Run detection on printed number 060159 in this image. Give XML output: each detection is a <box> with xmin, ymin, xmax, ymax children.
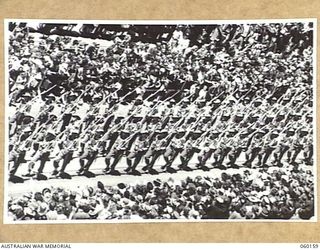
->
<box><xmin>300</xmin><ymin>244</ymin><xmax>319</xmax><ymax>248</ymax></box>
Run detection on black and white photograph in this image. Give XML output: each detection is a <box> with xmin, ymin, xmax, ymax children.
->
<box><xmin>4</xmin><ymin>19</ymin><xmax>316</xmax><ymax>223</ymax></box>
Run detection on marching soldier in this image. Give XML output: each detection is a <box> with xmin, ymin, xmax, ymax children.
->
<box><xmin>211</xmin><ymin>130</ymin><xmax>234</xmax><ymax>169</ymax></box>
<box><xmin>271</xmin><ymin>128</ymin><xmax>294</xmax><ymax>167</ymax></box>
<box><xmin>104</xmin><ymin>129</ymin><xmax>136</xmax><ymax>175</ymax></box>
<box><xmin>302</xmin><ymin>129</ymin><xmax>313</xmax><ymax>166</ymax></box>
<box><xmin>52</xmin><ymin>130</ymin><xmax>78</xmax><ymax>179</ymax></box>
<box><xmin>8</xmin><ymin>127</ymin><xmax>33</xmax><ymax>183</ymax></box>
<box><xmin>258</xmin><ymin>129</ymin><xmax>280</xmax><ymax>167</ymax></box>
<box><xmin>125</xmin><ymin>131</ymin><xmax>149</xmax><ymax>175</ymax></box>
<box><xmin>287</xmin><ymin>128</ymin><xmax>307</xmax><ymax>166</ymax></box>
<box><xmin>226</xmin><ymin>132</ymin><xmax>244</xmax><ymax>168</ymax></box>
<box><xmin>195</xmin><ymin>131</ymin><xmax>218</xmax><ymax>171</ymax></box>
<box><xmin>242</xmin><ymin>130</ymin><xmax>265</xmax><ymax>168</ymax></box>
<box><xmin>162</xmin><ymin>130</ymin><xmax>186</xmax><ymax>173</ymax></box>
<box><xmin>142</xmin><ymin>132</ymin><xmax>169</xmax><ymax>174</ymax></box>
<box><xmin>24</xmin><ymin>130</ymin><xmax>56</xmax><ymax>180</ymax></box>
<box><xmin>77</xmin><ymin>131</ymin><xmax>104</xmax><ymax>177</ymax></box>
<box><xmin>178</xmin><ymin>131</ymin><xmax>198</xmax><ymax>171</ymax></box>
<box><xmin>142</xmin><ymin>131</ymin><xmax>162</xmax><ymax>174</ymax></box>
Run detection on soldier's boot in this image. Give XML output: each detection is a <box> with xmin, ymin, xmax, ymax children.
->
<box><xmin>165</xmin><ymin>158</ymin><xmax>177</xmax><ymax>173</ymax></box>
<box><xmin>261</xmin><ymin>152</ymin><xmax>271</xmax><ymax>167</ymax></box>
<box><xmin>290</xmin><ymin>150</ymin><xmax>301</xmax><ymax>165</ymax></box>
<box><xmin>197</xmin><ymin>152</ymin><xmax>211</xmax><ymax>171</ymax></box>
<box><xmin>142</xmin><ymin>158</ymin><xmax>151</xmax><ymax>172</ymax></box>
<box><xmin>103</xmin><ymin>158</ymin><xmax>111</xmax><ymax>173</ymax></box>
<box><xmin>9</xmin><ymin>156</ymin><xmax>24</xmax><ymax>177</ymax></box>
<box><xmin>130</xmin><ymin>156</ymin><xmax>143</xmax><ymax>176</ymax></box>
<box><xmin>199</xmin><ymin>158</ymin><xmax>210</xmax><ymax>171</ymax></box>
<box><xmin>83</xmin><ymin>155</ymin><xmax>96</xmax><ymax>178</ymax></box>
<box><xmin>242</xmin><ymin>153</ymin><xmax>252</xmax><ymax>167</ymax></box>
<box><xmin>242</xmin><ymin>156</ymin><xmax>250</xmax><ymax>166</ymax></box>
<box><xmin>108</xmin><ymin>155</ymin><xmax>122</xmax><ymax>175</ymax></box>
<box><xmin>178</xmin><ymin>156</ymin><xmax>186</xmax><ymax>168</ymax></box>
<box><xmin>304</xmin><ymin>151</ymin><xmax>313</xmax><ymax>165</ymax></box>
<box><xmin>125</xmin><ymin>159</ymin><xmax>133</xmax><ymax>172</ymax></box>
<box><xmin>59</xmin><ymin>154</ymin><xmax>72</xmax><ymax>179</ymax></box>
<box><xmin>178</xmin><ymin>156</ymin><xmax>189</xmax><ymax>170</ymax></box>
<box><xmin>305</xmin><ymin>158</ymin><xmax>313</xmax><ymax>166</ymax></box>
<box><xmin>166</xmin><ymin>166</ymin><xmax>177</xmax><ymax>173</ymax></box>
<box><xmin>186</xmin><ymin>154</ymin><xmax>195</xmax><ymax>170</ymax></box>
<box><xmin>216</xmin><ymin>152</ymin><xmax>227</xmax><ymax>169</ymax></box>
<box><xmin>227</xmin><ymin>155</ymin><xmax>238</xmax><ymax>169</ymax></box>
<box><xmin>77</xmin><ymin>159</ymin><xmax>86</xmax><ymax>175</ymax></box>
<box><xmin>211</xmin><ymin>155</ymin><xmax>219</xmax><ymax>167</ymax></box>
<box><xmin>9</xmin><ymin>174</ymin><xmax>24</xmax><ymax>183</ymax></box>
<box><xmin>196</xmin><ymin>155</ymin><xmax>204</xmax><ymax>168</ymax></box>
<box><xmin>286</xmin><ymin>151</ymin><xmax>292</xmax><ymax>164</ymax></box>
<box><xmin>179</xmin><ymin>156</ymin><xmax>193</xmax><ymax>171</ymax></box>
<box><xmin>36</xmin><ymin>157</ymin><xmax>49</xmax><ymax>180</ymax></box>
<box><xmin>60</xmin><ymin>153</ymin><xmax>71</xmax><ymax>173</ymax></box>
<box><xmin>162</xmin><ymin>156</ymin><xmax>170</xmax><ymax>169</ymax></box>
<box><xmin>233</xmin><ymin>151</ymin><xmax>242</xmax><ymax>168</ymax></box>
<box><xmin>256</xmin><ymin>155</ymin><xmax>263</xmax><ymax>167</ymax></box>
<box><xmin>271</xmin><ymin>153</ymin><xmax>278</xmax><ymax>165</ymax></box>
<box><xmin>277</xmin><ymin>149</ymin><xmax>287</xmax><ymax>167</ymax></box>
<box><xmin>52</xmin><ymin>160</ymin><xmax>60</xmax><ymax>176</ymax></box>
<box><xmin>147</xmin><ymin>155</ymin><xmax>160</xmax><ymax>174</ymax></box>
<box><xmin>23</xmin><ymin>162</ymin><xmax>36</xmax><ymax>177</ymax></box>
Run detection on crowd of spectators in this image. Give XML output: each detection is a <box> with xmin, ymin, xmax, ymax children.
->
<box><xmin>7</xmin><ymin>166</ymin><xmax>314</xmax><ymax>221</ymax></box>
<box><xmin>8</xmin><ymin>22</ymin><xmax>313</xmax><ymax>105</ymax></box>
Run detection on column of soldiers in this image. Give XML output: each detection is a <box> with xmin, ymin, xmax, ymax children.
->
<box><xmin>8</xmin><ymin>84</ymin><xmax>313</xmax><ymax>183</ymax></box>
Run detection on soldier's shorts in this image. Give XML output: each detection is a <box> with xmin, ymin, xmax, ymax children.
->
<box><xmin>163</xmin><ymin>147</ymin><xmax>174</xmax><ymax>158</ymax></box>
<box><xmin>228</xmin><ymin>148</ymin><xmax>240</xmax><ymax>158</ymax></box>
<box><xmin>79</xmin><ymin>150</ymin><xmax>90</xmax><ymax>159</ymax></box>
<box><xmin>304</xmin><ymin>145</ymin><xmax>313</xmax><ymax>153</ymax></box>
<box><xmin>145</xmin><ymin>148</ymin><xmax>154</xmax><ymax>158</ymax></box>
<box><xmin>273</xmin><ymin>145</ymin><xmax>289</xmax><ymax>154</ymax></box>
<box><xmin>127</xmin><ymin>150</ymin><xmax>137</xmax><ymax>159</ymax></box>
<box><xmin>199</xmin><ymin>148</ymin><xmax>214</xmax><ymax>158</ymax></box>
<box><xmin>30</xmin><ymin>151</ymin><xmax>50</xmax><ymax>162</ymax></box>
<box><xmin>214</xmin><ymin>147</ymin><xmax>231</xmax><ymax>156</ymax></box>
<box><xmin>106</xmin><ymin>149</ymin><xmax>124</xmax><ymax>159</ymax></box>
<box><xmin>55</xmin><ymin>151</ymin><xmax>73</xmax><ymax>161</ymax></box>
<box><xmin>181</xmin><ymin>148</ymin><xmax>194</xmax><ymax>158</ymax></box>
<box><xmin>289</xmin><ymin>145</ymin><xmax>303</xmax><ymax>151</ymax></box>
<box><xmin>9</xmin><ymin>153</ymin><xmax>18</xmax><ymax>162</ymax></box>
<box><xmin>245</xmin><ymin>147</ymin><xmax>261</xmax><ymax>156</ymax></box>
<box><xmin>260</xmin><ymin>146</ymin><xmax>275</xmax><ymax>153</ymax></box>
<box><xmin>153</xmin><ymin>149</ymin><xmax>165</xmax><ymax>155</ymax></box>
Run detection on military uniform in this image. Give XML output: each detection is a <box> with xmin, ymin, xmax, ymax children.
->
<box><xmin>52</xmin><ymin>134</ymin><xmax>77</xmax><ymax>178</ymax></box>
<box><xmin>143</xmin><ymin>133</ymin><xmax>169</xmax><ymax>173</ymax></box>
<box><xmin>196</xmin><ymin>133</ymin><xmax>218</xmax><ymax>169</ymax></box>
<box><xmin>226</xmin><ymin>134</ymin><xmax>244</xmax><ymax>168</ymax></box>
<box><xmin>77</xmin><ymin>135</ymin><xmax>101</xmax><ymax>176</ymax></box>
<box><xmin>272</xmin><ymin>132</ymin><xmax>293</xmax><ymax>166</ymax></box>
<box><xmin>25</xmin><ymin>133</ymin><xmax>55</xmax><ymax>179</ymax></box>
<box><xmin>302</xmin><ymin>132</ymin><xmax>313</xmax><ymax>165</ymax></box>
<box><xmin>258</xmin><ymin>131</ymin><xmax>279</xmax><ymax>167</ymax></box>
<box><xmin>9</xmin><ymin>131</ymin><xmax>32</xmax><ymax>181</ymax></box>
<box><xmin>142</xmin><ymin>133</ymin><xmax>161</xmax><ymax>173</ymax></box>
<box><xmin>131</xmin><ymin>134</ymin><xmax>150</xmax><ymax>173</ymax></box>
<box><xmin>178</xmin><ymin>135</ymin><xmax>197</xmax><ymax>171</ymax></box>
<box><xmin>213</xmin><ymin>133</ymin><xmax>233</xmax><ymax>168</ymax></box>
<box><xmin>162</xmin><ymin>132</ymin><xmax>186</xmax><ymax>172</ymax></box>
<box><xmin>104</xmin><ymin>130</ymin><xmax>133</xmax><ymax>174</ymax></box>
<box><xmin>243</xmin><ymin>132</ymin><xmax>264</xmax><ymax>168</ymax></box>
<box><xmin>287</xmin><ymin>132</ymin><xmax>305</xmax><ymax>165</ymax></box>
